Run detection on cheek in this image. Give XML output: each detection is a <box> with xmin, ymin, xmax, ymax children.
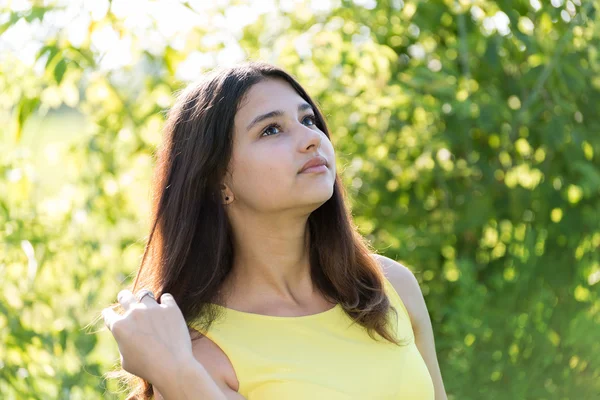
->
<box><xmin>231</xmin><ymin>147</ymin><xmax>294</xmax><ymax>196</ymax></box>
<box><xmin>322</xmin><ymin>136</ymin><xmax>337</xmax><ymax>171</ymax></box>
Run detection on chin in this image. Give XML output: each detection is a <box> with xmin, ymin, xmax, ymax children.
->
<box><xmin>301</xmin><ymin>186</ymin><xmax>334</xmax><ymax>207</ymax></box>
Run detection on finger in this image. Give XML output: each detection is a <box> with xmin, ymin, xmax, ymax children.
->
<box><xmin>159</xmin><ymin>293</ymin><xmax>177</xmax><ymax>307</ymax></box>
<box><xmin>102</xmin><ymin>306</ymin><xmax>121</xmax><ymax>331</ymax></box>
<box><xmin>117</xmin><ymin>290</ymin><xmax>137</xmax><ymax>311</ymax></box>
<box><xmin>136</xmin><ymin>289</ymin><xmax>158</xmax><ymax>307</ymax></box>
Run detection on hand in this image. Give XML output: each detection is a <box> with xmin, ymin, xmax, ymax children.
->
<box><xmin>102</xmin><ymin>290</ymin><xmax>196</xmax><ymax>386</ymax></box>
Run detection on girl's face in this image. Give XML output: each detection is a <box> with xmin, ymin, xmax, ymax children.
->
<box><xmin>224</xmin><ymin>78</ymin><xmax>336</xmax><ymax>213</ymax></box>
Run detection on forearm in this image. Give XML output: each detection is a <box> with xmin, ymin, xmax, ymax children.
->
<box><xmin>154</xmin><ymin>359</ymin><xmax>226</xmax><ymax>400</ymax></box>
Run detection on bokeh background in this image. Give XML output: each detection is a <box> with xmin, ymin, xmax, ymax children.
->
<box><xmin>1</xmin><ymin>0</ymin><xmax>599</xmax><ymax>399</ymax></box>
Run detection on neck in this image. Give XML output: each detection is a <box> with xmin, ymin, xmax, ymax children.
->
<box><xmin>224</xmin><ymin>209</ymin><xmax>315</xmax><ymax>304</ymax></box>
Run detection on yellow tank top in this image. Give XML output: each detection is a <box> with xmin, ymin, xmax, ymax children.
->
<box><xmin>189</xmin><ymin>276</ymin><xmax>435</xmax><ymax>399</ymax></box>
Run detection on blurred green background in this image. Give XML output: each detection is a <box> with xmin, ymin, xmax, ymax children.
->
<box><xmin>1</xmin><ymin>0</ymin><xmax>599</xmax><ymax>399</ymax></box>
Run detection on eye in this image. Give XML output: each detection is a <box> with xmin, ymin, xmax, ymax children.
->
<box><xmin>261</xmin><ymin>123</ymin><xmax>282</xmax><ymax>137</ymax></box>
<box><xmin>260</xmin><ymin>114</ymin><xmax>317</xmax><ymax>137</ymax></box>
<box><xmin>303</xmin><ymin>114</ymin><xmax>317</xmax><ymax>126</ymax></box>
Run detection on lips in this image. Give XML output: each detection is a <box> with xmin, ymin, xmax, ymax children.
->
<box><xmin>299</xmin><ymin>155</ymin><xmax>328</xmax><ymax>173</ymax></box>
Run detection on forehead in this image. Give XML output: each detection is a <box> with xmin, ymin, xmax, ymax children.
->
<box><xmin>235</xmin><ymin>78</ymin><xmax>305</xmax><ymax>126</ymax></box>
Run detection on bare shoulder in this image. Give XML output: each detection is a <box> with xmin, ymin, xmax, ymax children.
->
<box><xmin>371</xmin><ymin>253</ymin><xmax>429</xmax><ymax>332</ymax></box>
<box><xmin>372</xmin><ymin>254</ymin><xmax>448</xmax><ymax>398</ymax></box>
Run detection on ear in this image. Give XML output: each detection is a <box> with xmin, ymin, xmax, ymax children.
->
<box><xmin>220</xmin><ymin>183</ymin><xmax>234</xmax><ymax>204</ymax></box>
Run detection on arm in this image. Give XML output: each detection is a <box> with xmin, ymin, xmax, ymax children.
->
<box><xmin>102</xmin><ymin>291</ymin><xmax>241</xmax><ymax>400</ymax></box>
<box><xmin>153</xmin><ymin>330</ymin><xmax>246</xmax><ymax>400</ymax></box>
<box><xmin>151</xmin><ymin>359</ymin><xmax>227</xmax><ymax>400</ymax></box>
<box><xmin>152</xmin><ymin>363</ymin><xmax>245</xmax><ymax>400</ymax></box>
<box><xmin>374</xmin><ymin>255</ymin><xmax>448</xmax><ymax>400</ymax></box>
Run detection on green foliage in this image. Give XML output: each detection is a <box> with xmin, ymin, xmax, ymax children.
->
<box><xmin>1</xmin><ymin>0</ymin><xmax>599</xmax><ymax>399</ymax></box>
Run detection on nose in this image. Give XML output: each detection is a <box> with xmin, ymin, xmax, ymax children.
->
<box><xmin>299</xmin><ymin>124</ymin><xmax>322</xmax><ymax>152</ymax></box>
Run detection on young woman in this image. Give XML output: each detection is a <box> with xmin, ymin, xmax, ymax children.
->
<box><xmin>102</xmin><ymin>61</ymin><xmax>447</xmax><ymax>400</ymax></box>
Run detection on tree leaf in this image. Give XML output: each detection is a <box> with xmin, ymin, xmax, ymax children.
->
<box><xmin>12</xmin><ymin>97</ymin><xmax>40</xmax><ymax>143</ymax></box>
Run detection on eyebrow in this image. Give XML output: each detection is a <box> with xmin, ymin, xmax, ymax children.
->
<box><xmin>246</xmin><ymin>103</ymin><xmax>314</xmax><ymax>132</ymax></box>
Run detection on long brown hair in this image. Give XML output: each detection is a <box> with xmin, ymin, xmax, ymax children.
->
<box><xmin>108</xmin><ymin>61</ymin><xmax>402</xmax><ymax>399</ymax></box>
